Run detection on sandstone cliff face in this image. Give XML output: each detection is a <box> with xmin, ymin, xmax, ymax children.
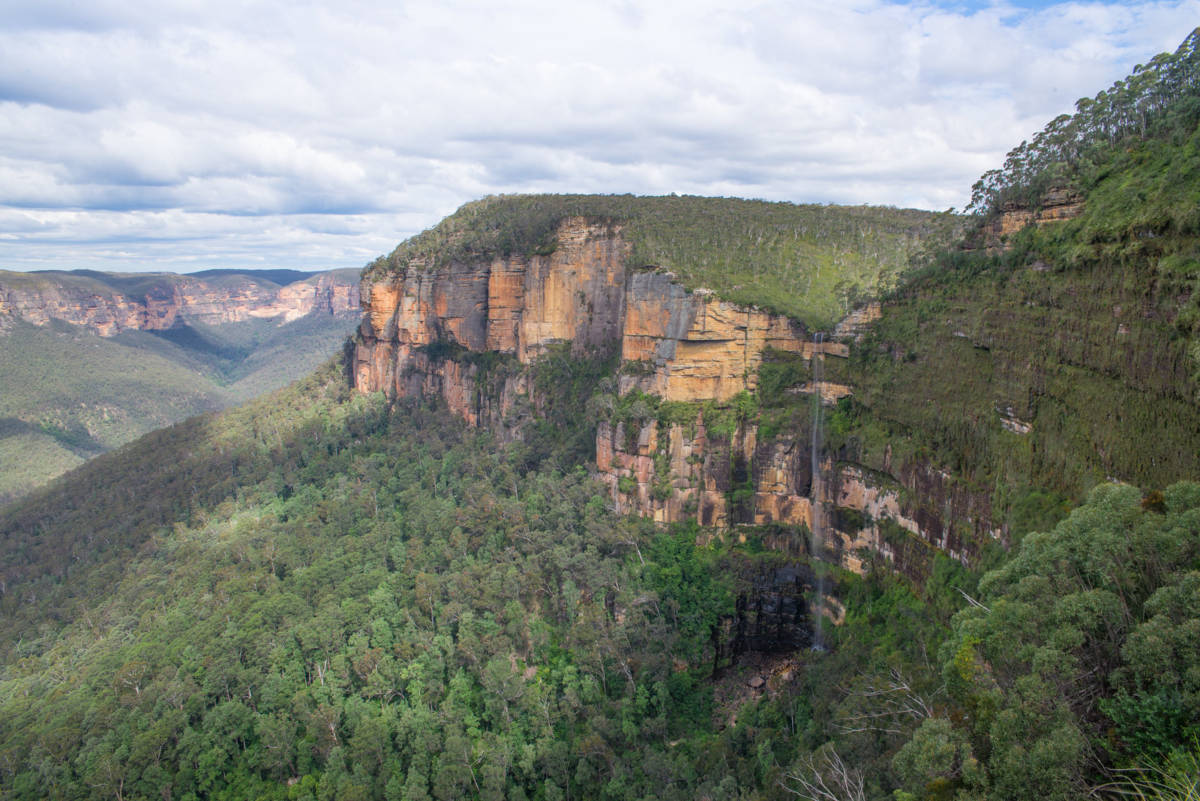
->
<box><xmin>354</xmin><ymin>218</ymin><xmax>631</xmax><ymax>431</ymax></box>
<box><xmin>354</xmin><ymin>216</ymin><xmax>993</xmax><ymax>573</ymax></box>
<box><xmin>169</xmin><ymin>272</ymin><xmax>359</xmax><ymax>327</ymax></box>
<box><xmin>354</xmin><ymin>218</ymin><xmax>818</xmax><ymax>411</ymax></box>
<box><xmin>827</xmin><ymin>462</ymin><xmax>995</xmax><ymax>574</ymax></box>
<box><xmin>0</xmin><ymin>281</ymin><xmax>145</xmax><ymax>334</ymax></box>
<box><xmin>0</xmin><ymin>271</ymin><xmax>359</xmax><ymax>337</ymax></box>
<box><xmin>594</xmin><ymin>416</ymin><xmax>748</xmax><ymax>527</ymax></box>
<box><xmin>832</xmin><ymin>303</ymin><xmax>881</xmax><ymax>341</ymax></box>
<box><xmin>594</xmin><ymin>412</ymin><xmax>994</xmax><ymax>576</ymax></box>
<box><xmin>357</xmin><ymin>219</ymin><xmax>628</xmax><ymax>383</ymax></box>
<box><xmin>988</xmin><ymin>187</ymin><xmax>1084</xmax><ymax>242</ymax></box>
<box><xmin>619</xmin><ymin>273</ymin><xmax>814</xmax><ymax>402</ymax></box>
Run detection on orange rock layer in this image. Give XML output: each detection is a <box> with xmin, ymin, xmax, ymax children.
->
<box><xmin>354</xmin><ymin>218</ymin><xmax>843</xmax><ymax>405</ymax></box>
<box><xmin>992</xmin><ymin>187</ymin><xmax>1084</xmax><ymax>241</ymax></box>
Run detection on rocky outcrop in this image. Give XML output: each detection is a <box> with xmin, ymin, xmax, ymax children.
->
<box><xmin>595</xmin><ymin>416</ymin><xmax>749</xmax><ymax>527</ymax></box>
<box><xmin>595</xmin><ymin>417</ymin><xmax>820</xmax><ymax>533</ymax></box>
<box><xmin>827</xmin><ymin>463</ymin><xmax>996</xmax><ymax>575</ymax></box>
<box><xmin>618</xmin><ymin>273</ymin><xmax>815</xmax><ymax>402</ymax></box>
<box><xmin>355</xmin><ymin>219</ymin><xmax>629</xmax><ymax>394</ymax></box>
<box><xmin>354</xmin><ymin>218</ymin><xmax>632</xmax><ymax>433</ymax></box>
<box><xmin>833</xmin><ymin>303</ymin><xmax>881</xmax><ymax>341</ymax></box>
<box><xmin>594</xmin><ymin>410</ymin><xmax>995</xmax><ymax>575</ymax></box>
<box><xmin>989</xmin><ymin>187</ymin><xmax>1084</xmax><ymax>242</ymax></box>
<box><xmin>0</xmin><ymin>270</ymin><xmax>359</xmax><ymax>337</ymax></box>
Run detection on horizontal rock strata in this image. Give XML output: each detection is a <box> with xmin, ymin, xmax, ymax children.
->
<box><xmin>0</xmin><ymin>271</ymin><xmax>359</xmax><ymax>336</ymax></box>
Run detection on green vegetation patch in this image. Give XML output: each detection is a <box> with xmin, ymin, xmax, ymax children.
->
<box><xmin>0</xmin><ymin>426</ymin><xmax>83</xmax><ymax>504</ymax></box>
<box><xmin>0</xmin><ymin>308</ymin><xmax>360</xmax><ymax>503</ymax></box>
<box><xmin>845</xmin><ymin>153</ymin><xmax>1200</xmax><ymax>508</ymax></box>
<box><xmin>967</xmin><ymin>28</ymin><xmax>1200</xmax><ymax>216</ymax></box>
<box><xmin>832</xmin><ymin>37</ymin><xmax>1200</xmax><ymax>520</ymax></box>
<box><xmin>0</xmin><ymin>363</ymin><xmax>761</xmax><ymax>801</ymax></box>
<box><xmin>364</xmin><ymin>194</ymin><xmax>958</xmax><ymax>328</ymax></box>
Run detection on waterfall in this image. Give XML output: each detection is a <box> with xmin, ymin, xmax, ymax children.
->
<box><xmin>809</xmin><ymin>331</ymin><xmax>826</xmax><ymax>650</ymax></box>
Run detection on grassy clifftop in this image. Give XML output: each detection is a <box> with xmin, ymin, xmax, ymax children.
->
<box><xmin>364</xmin><ymin>194</ymin><xmax>958</xmax><ymax>328</ymax></box>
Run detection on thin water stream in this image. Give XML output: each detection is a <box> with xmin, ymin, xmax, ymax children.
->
<box><xmin>809</xmin><ymin>332</ymin><xmax>826</xmax><ymax>650</ymax></box>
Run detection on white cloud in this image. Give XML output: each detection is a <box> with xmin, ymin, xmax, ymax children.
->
<box><xmin>0</xmin><ymin>0</ymin><xmax>1197</xmax><ymax>272</ymax></box>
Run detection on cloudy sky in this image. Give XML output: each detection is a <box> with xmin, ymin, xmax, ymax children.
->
<box><xmin>1</xmin><ymin>0</ymin><xmax>1197</xmax><ymax>273</ymax></box>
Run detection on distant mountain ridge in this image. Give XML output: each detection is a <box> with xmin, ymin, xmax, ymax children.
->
<box><xmin>181</xmin><ymin>268</ymin><xmax>321</xmax><ymax>284</ymax></box>
<box><xmin>0</xmin><ymin>267</ymin><xmax>362</xmax><ymax>504</ymax></box>
<box><xmin>0</xmin><ymin>267</ymin><xmax>359</xmax><ymax>337</ymax></box>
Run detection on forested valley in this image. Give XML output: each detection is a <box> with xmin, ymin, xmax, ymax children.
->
<box><xmin>5</xmin><ymin>359</ymin><xmax>1192</xmax><ymax>801</ymax></box>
